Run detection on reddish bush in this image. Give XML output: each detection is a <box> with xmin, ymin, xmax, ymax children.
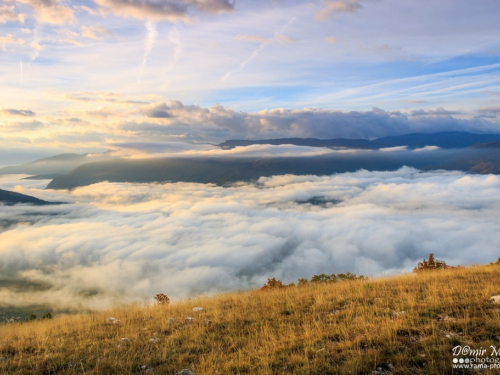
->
<box><xmin>414</xmin><ymin>253</ymin><xmax>456</xmax><ymax>272</ymax></box>
<box><xmin>260</xmin><ymin>277</ymin><xmax>286</xmax><ymax>291</ymax></box>
<box><xmin>154</xmin><ymin>293</ymin><xmax>170</xmax><ymax>305</ymax></box>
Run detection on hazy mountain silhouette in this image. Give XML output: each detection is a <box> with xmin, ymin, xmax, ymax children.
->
<box><xmin>0</xmin><ymin>189</ymin><xmax>55</xmax><ymax>205</ymax></box>
<box><xmin>46</xmin><ymin>148</ymin><xmax>500</xmax><ymax>190</ymax></box>
<box><xmin>220</xmin><ymin>132</ymin><xmax>500</xmax><ymax>149</ymax></box>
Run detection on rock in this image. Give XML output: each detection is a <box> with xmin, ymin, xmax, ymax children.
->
<box><xmin>491</xmin><ymin>295</ymin><xmax>500</xmax><ymax>304</ymax></box>
<box><xmin>149</xmin><ymin>338</ymin><xmax>160</xmax><ymax>342</ymax></box>
<box><xmin>108</xmin><ymin>317</ymin><xmax>116</xmax><ymax>322</ymax></box>
<box><xmin>436</xmin><ymin>314</ymin><xmax>454</xmax><ymax>321</ymax></box>
<box><xmin>176</xmin><ymin>370</ymin><xmax>196</xmax><ymax>375</ymax></box>
<box><xmin>121</xmin><ymin>338</ymin><xmax>130</xmax><ymax>341</ymax></box>
<box><xmin>192</xmin><ymin>307</ymin><xmax>204</xmax><ymax>312</ymax></box>
<box><xmin>185</xmin><ymin>317</ymin><xmax>195</xmax><ymax>323</ymax></box>
<box><xmin>329</xmin><ymin>310</ymin><xmax>342</xmax><ymax>316</ymax></box>
<box><xmin>141</xmin><ymin>364</ymin><xmax>153</xmax><ymax>373</ymax></box>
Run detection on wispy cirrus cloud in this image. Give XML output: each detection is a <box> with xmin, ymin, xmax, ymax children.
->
<box><xmin>0</xmin><ymin>109</ymin><xmax>35</xmax><ymax>117</ymax></box>
<box><xmin>93</xmin><ymin>0</ymin><xmax>234</xmax><ymax>21</ymax></box>
<box><xmin>316</xmin><ymin>0</ymin><xmax>366</xmax><ymax>20</ymax></box>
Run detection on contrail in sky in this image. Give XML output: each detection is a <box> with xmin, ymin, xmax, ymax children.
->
<box><xmin>138</xmin><ymin>21</ymin><xmax>158</xmax><ymax>82</ymax></box>
<box><xmin>222</xmin><ymin>17</ymin><xmax>296</xmax><ymax>81</ymax></box>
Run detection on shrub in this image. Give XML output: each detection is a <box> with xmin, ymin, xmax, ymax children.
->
<box><xmin>414</xmin><ymin>253</ymin><xmax>452</xmax><ymax>272</ymax></box>
<box><xmin>154</xmin><ymin>293</ymin><xmax>170</xmax><ymax>305</ymax></box>
<box><xmin>260</xmin><ymin>278</ymin><xmax>286</xmax><ymax>291</ymax></box>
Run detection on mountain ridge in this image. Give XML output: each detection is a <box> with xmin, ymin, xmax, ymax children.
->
<box><xmin>219</xmin><ymin>131</ymin><xmax>500</xmax><ymax>149</ymax></box>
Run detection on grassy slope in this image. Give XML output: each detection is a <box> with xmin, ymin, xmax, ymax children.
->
<box><xmin>2</xmin><ymin>265</ymin><xmax>500</xmax><ymax>374</ymax></box>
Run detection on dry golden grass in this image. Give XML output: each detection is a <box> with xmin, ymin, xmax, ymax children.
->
<box><xmin>2</xmin><ymin>265</ymin><xmax>500</xmax><ymax>374</ymax></box>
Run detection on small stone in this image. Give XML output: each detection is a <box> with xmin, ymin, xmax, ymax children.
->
<box><xmin>108</xmin><ymin>317</ymin><xmax>116</xmax><ymax>321</ymax></box>
<box><xmin>185</xmin><ymin>317</ymin><xmax>194</xmax><ymax>323</ymax></box>
<box><xmin>121</xmin><ymin>338</ymin><xmax>130</xmax><ymax>341</ymax></box>
<box><xmin>176</xmin><ymin>370</ymin><xmax>196</xmax><ymax>375</ymax></box>
<box><xmin>149</xmin><ymin>338</ymin><xmax>160</xmax><ymax>342</ymax></box>
<box><xmin>491</xmin><ymin>295</ymin><xmax>500</xmax><ymax>304</ymax></box>
<box><xmin>192</xmin><ymin>307</ymin><xmax>204</xmax><ymax>312</ymax></box>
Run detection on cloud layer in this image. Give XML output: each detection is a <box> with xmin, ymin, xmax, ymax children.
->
<box><xmin>1</xmin><ymin>168</ymin><xmax>500</xmax><ymax>311</ymax></box>
<box><xmin>128</xmin><ymin>101</ymin><xmax>500</xmax><ymax>141</ymax></box>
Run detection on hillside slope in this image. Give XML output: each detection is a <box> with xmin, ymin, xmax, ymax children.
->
<box><xmin>0</xmin><ymin>188</ymin><xmax>53</xmax><ymax>205</ymax></box>
<box><xmin>2</xmin><ymin>265</ymin><xmax>500</xmax><ymax>374</ymax></box>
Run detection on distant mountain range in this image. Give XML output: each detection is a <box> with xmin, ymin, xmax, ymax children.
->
<box><xmin>0</xmin><ymin>189</ymin><xmax>55</xmax><ymax>205</ymax></box>
<box><xmin>46</xmin><ymin>148</ymin><xmax>500</xmax><ymax>190</ymax></box>
<box><xmin>219</xmin><ymin>131</ymin><xmax>500</xmax><ymax>150</ymax></box>
<box><xmin>2</xmin><ymin>131</ymin><xmax>500</xmax><ymax>190</ymax></box>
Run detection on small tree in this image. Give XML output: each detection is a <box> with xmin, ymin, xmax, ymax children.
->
<box><xmin>414</xmin><ymin>253</ymin><xmax>450</xmax><ymax>272</ymax></box>
<box><xmin>260</xmin><ymin>277</ymin><xmax>286</xmax><ymax>291</ymax></box>
<box><xmin>154</xmin><ymin>293</ymin><xmax>170</xmax><ymax>305</ymax></box>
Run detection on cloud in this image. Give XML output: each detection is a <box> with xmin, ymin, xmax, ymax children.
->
<box><xmin>4</xmin><ymin>0</ymin><xmax>74</xmax><ymax>25</ymax></box>
<box><xmin>2</xmin><ymin>168</ymin><xmax>500</xmax><ymax>311</ymax></box>
<box><xmin>478</xmin><ymin>106</ymin><xmax>500</xmax><ymax>115</ymax></box>
<box><xmin>275</xmin><ymin>34</ymin><xmax>298</xmax><ymax>44</ymax></box>
<box><xmin>222</xmin><ymin>17</ymin><xmax>296</xmax><ymax>81</ymax></box>
<box><xmin>79</xmin><ymin>25</ymin><xmax>112</xmax><ymax>40</ymax></box>
<box><xmin>138</xmin><ymin>21</ymin><xmax>158</xmax><ymax>81</ymax></box>
<box><xmin>410</xmin><ymin>107</ymin><xmax>462</xmax><ymax>116</ymax></box>
<box><xmin>326</xmin><ymin>36</ymin><xmax>338</xmax><ymax>44</ymax></box>
<box><xmin>413</xmin><ymin>146</ymin><xmax>440</xmax><ymax>152</ymax></box>
<box><xmin>141</xmin><ymin>102</ymin><xmax>173</xmax><ymax>118</ymax></box>
<box><xmin>379</xmin><ymin>146</ymin><xmax>408</xmax><ymax>152</ymax></box>
<box><xmin>0</xmin><ymin>34</ymin><xmax>25</xmax><ymax>50</ymax></box>
<box><xmin>111</xmin><ymin>142</ymin><xmax>344</xmax><ymax>158</ymax></box>
<box><xmin>93</xmin><ymin>0</ymin><xmax>234</xmax><ymax>21</ymax></box>
<box><xmin>0</xmin><ymin>5</ymin><xmax>25</xmax><ymax>23</ymax></box>
<box><xmin>1</xmin><ymin>109</ymin><xmax>35</xmax><ymax>117</ymax></box>
<box><xmin>129</xmin><ymin>101</ymin><xmax>500</xmax><ymax>142</ymax></box>
<box><xmin>316</xmin><ymin>0</ymin><xmax>365</xmax><ymax>20</ymax></box>
<box><xmin>59</xmin><ymin>92</ymin><xmax>157</xmax><ymax>105</ymax></box>
<box><xmin>235</xmin><ymin>34</ymin><xmax>270</xmax><ymax>43</ymax></box>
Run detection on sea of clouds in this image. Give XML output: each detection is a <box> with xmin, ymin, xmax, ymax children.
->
<box><xmin>1</xmin><ymin>168</ymin><xmax>500</xmax><ymax>311</ymax></box>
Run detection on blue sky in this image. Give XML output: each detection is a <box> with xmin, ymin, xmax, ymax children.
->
<box><xmin>1</xmin><ymin>0</ymin><xmax>500</xmax><ymax>158</ymax></box>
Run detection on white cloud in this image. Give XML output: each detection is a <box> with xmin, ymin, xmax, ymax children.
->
<box><xmin>0</xmin><ymin>34</ymin><xmax>25</xmax><ymax>50</ymax></box>
<box><xmin>93</xmin><ymin>0</ymin><xmax>234</xmax><ymax>21</ymax></box>
<box><xmin>0</xmin><ymin>5</ymin><xmax>25</xmax><ymax>23</ymax></box>
<box><xmin>130</xmin><ymin>101</ymin><xmax>500</xmax><ymax>142</ymax></box>
<box><xmin>4</xmin><ymin>0</ymin><xmax>74</xmax><ymax>24</ymax></box>
<box><xmin>316</xmin><ymin>0</ymin><xmax>366</xmax><ymax>20</ymax></box>
<box><xmin>1</xmin><ymin>168</ymin><xmax>500</xmax><ymax>311</ymax></box>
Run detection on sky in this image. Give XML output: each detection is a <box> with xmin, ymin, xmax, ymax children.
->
<box><xmin>2</xmin><ymin>168</ymin><xmax>500</xmax><ymax>310</ymax></box>
<box><xmin>1</xmin><ymin>0</ymin><xmax>500</xmax><ymax>162</ymax></box>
